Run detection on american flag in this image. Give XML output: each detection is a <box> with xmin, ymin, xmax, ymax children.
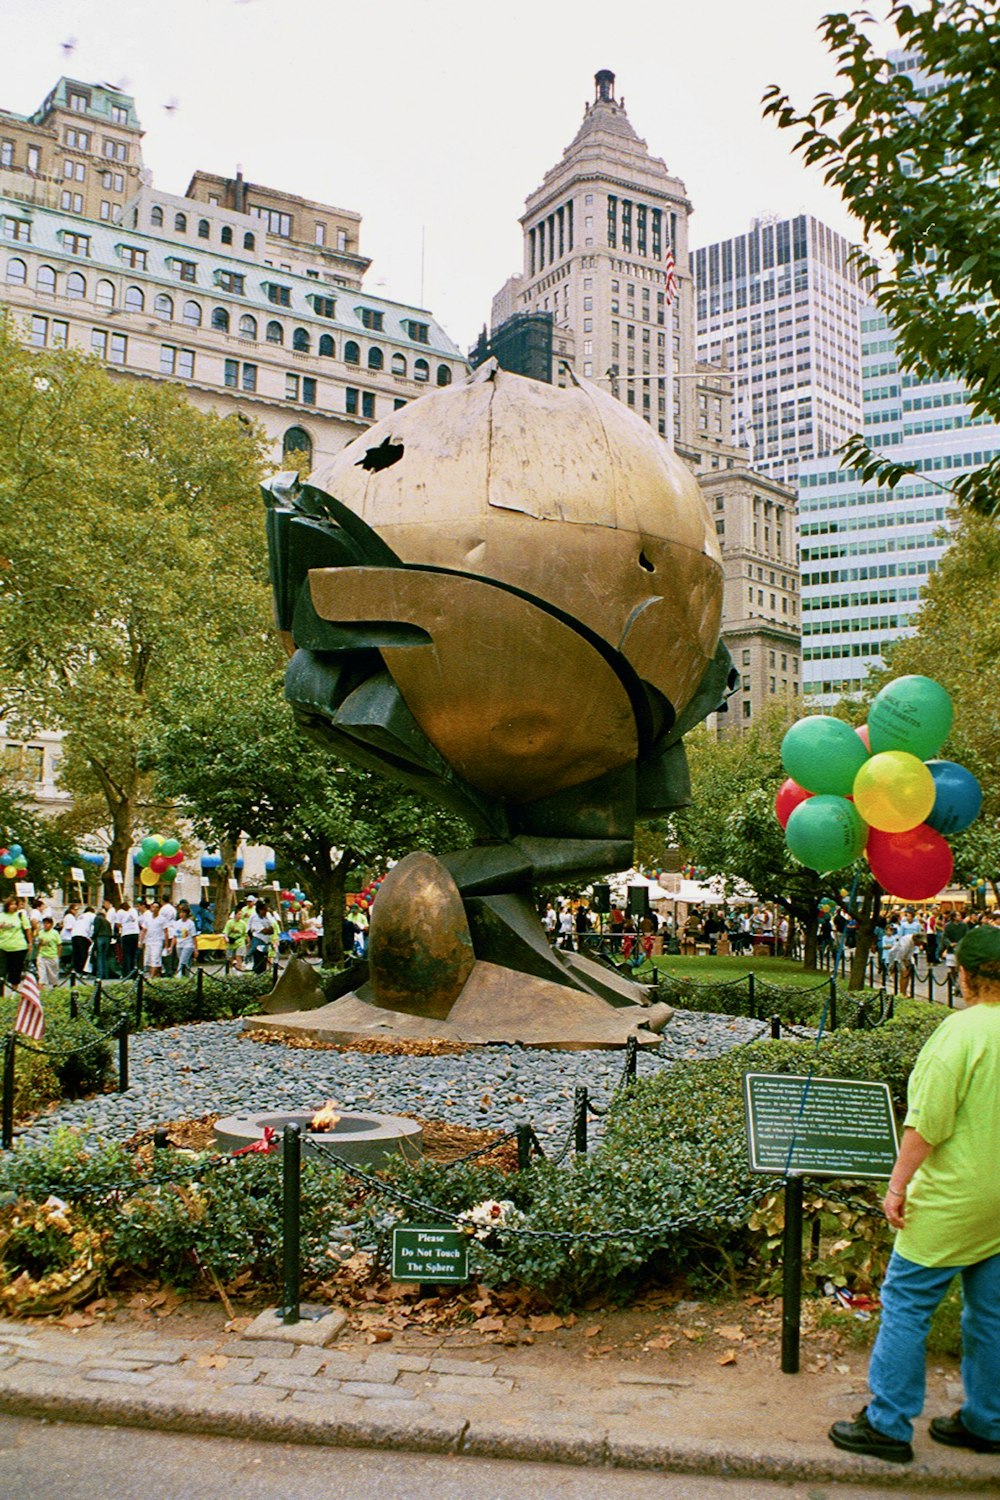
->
<box><xmin>13</xmin><ymin>973</ymin><xmax>44</xmax><ymax>1041</ymax></box>
<box><xmin>664</xmin><ymin>245</ymin><xmax>678</xmax><ymax>306</ymax></box>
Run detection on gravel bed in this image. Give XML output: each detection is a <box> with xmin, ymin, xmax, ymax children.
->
<box><xmin>14</xmin><ymin>1009</ymin><xmax>781</xmax><ymax>1154</ymax></box>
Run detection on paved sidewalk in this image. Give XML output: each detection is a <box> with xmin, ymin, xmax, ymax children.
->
<box><xmin>0</xmin><ymin>1316</ymin><xmax>995</xmax><ymax>1491</ymax></box>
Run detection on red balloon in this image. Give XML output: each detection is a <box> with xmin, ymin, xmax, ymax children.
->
<box><xmin>167</xmin><ymin>850</ymin><xmax>185</xmax><ymax>866</ymax></box>
<box><xmin>774</xmin><ymin>778</ymin><xmax>813</xmax><ymax>830</ymax></box>
<box><xmin>866</xmin><ymin>823</ymin><xmax>954</xmax><ymax>901</ymax></box>
<box><xmin>150</xmin><ymin>853</ymin><xmax>169</xmax><ymax>874</ymax></box>
<box><xmin>856</xmin><ymin>724</ymin><xmax>871</xmax><ymax>751</ymax></box>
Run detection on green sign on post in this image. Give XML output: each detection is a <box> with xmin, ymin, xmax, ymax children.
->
<box><xmin>391</xmin><ymin>1224</ymin><xmax>469</xmax><ymax>1284</ymax></box>
<box><xmin>744</xmin><ymin>1072</ymin><xmax>899</xmax><ymax>1180</ymax></box>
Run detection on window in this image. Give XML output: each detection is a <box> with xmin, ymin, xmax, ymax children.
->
<box><xmin>60</xmin><ymin>190</ymin><xmax>83</xmax><ymax>213</ymax></box>
<box><xmin>344</xmin><ymin>340</ymin><xmax>360</xmax><ymax>365</ymax></box>
<box><xmin>285</xmin><ymin>373</ymin><xmax>300</xmax><ymax>401</ymax></box>
<box><xmin>174</xmin><ymin>212</ymin><xmax>187</xmax><ymax>232</ymax></box>
<box><xmin>101</xmin><ymin>170</ymin><xmax>124</xmax><ymax>192</ymax></box>
<box><xmin>367</xmin><ymin>346</ymin><xmax>383</xmax><ymax>370</ymax></box>
<box><xmin>4</xmin><ymin>214</ymin><xmax>30</xmax><ymax>240</ymax></box>
<box><xmin>103</xmin><ymin>137</ymin><xmax>128</xmax><ymax>161</ymax></box>
<box><xmin>221</xmin><ymin>226</ymin><xmax>233</xmax><ymax>246</ymax></box>
<box><xmin>362</xmin><ymin>391</ymin><xmax>375</xmax><ymax>419</ymax></box>
<box><xmin>241</xmin><ymin>363</ymin><xmax>257</xmax><ymax>392</ymax></box>
<box><xmin>154</xmin><ymin>293</ymin><xmax>173</xmax><ymax>321</ymax></box>
<box><xmin>292</xmin><ymin>327</ymin><xmax>310</xmax><ymax>353</ymax></box>
<box><xmin>252</xmin><ymin>206</ymin><xmax>292</xmax><ymax>237</ymax></box>
<box><xmin>224</xmin><ymin>358</ymin><xmax>238</xmax><ymax>388</ymax></box>
<box><xmin>197</xmin><ymin>219</ymin><xmax>210</xmax><ymax>239</ymax></box>
<box><xmin>151</xmin><ymin>206</ymin><xmax>164</xmax><ymax>227</ymax></box>
<box><xmin>64</xmin><ymin>231</ymin><xmax>90</xmax><ymax>256</ymax></box>
<box><xmin>110</xmin><ymin>104</ymin><xmax>129</xmax><ymax>125</ymax></box>
<box><xmin>95</xmin><ymin>279</ymin><xmax>114</xmax><ymax>308</ymax></box>
<box><xmin>314</xmin><ymin>223</ymin><xmax>326</xmax><ymax>246</ymax></box>
<box><xmin>345</xmin><ymin>387</ymin><xmax>359</xmax><ymax>415</ymax></box>
<box><xmin>302</xmin><ymin>377</ymin><xmax>316</xmax><ymax>405</ymax></box>
<box><xmin>394</xmin><ymin>397</ymin><xmax>407</xmax><ymax>410</ymax></box>
<box><xmin>66</xmin><ymin>271</ymin><xmax>86</xmax><ymax>299</ymax></box>
<box><xmin>436</xmin><ymin>364</ymin><xmax>452</xmax><ymax>386</ymax></box>
<box><xmin>318</xmin><ymin>333</ymin><xmax>334</xmax><ymax>357</ymax></box>
<box><xmin>37</xmin><ymin>265</ymin><xmax>56</xmax><ymax>295</ymax></box>
<box><xmin>266</xmin><ymin>320</ymin><xmax>284</xmax><ymax>344</ymax></box>
<box><xmin>160</xmin><ymin>345</ymin><xmax>195</xmax><ymax>378</ymax></box>
<box><xmin>0</xmin><ymin>140</ymin><xmax>12</xmax><ymax>167</ymax></box>
<box><xmin>2</xmin><ymin>739</ymin><xmax>46</xmax><ymax>780</ymax></box>
<box><xmin>243</xmin><ymin>232</ymin><xmax>255</xmax><ymax>251</ymax></box>
<box><xmin>391</xmin><ymin>352</ymin><xmax>407</xmax><ymax>377</ymax></box>
<box><xmin>108</xmin><ymin>332</ymin><xmax>127</xmax><ymax>364</ymax></box>
<box><xmin>336</xmin><ymin>228</ymin><xmax>347</xmax><ymax>251</ymax></box>
<box><xmin>63</xmin><ymin>158</ymin><xmax>86</xmax><ymax>181</ymax></box>
<box><xmin>174</xmin><ymin>259</ymin><xmax>196</xmax><ymax>283</ymax></box>
<box><xmin>182</xmin><ymin>299</ymin><xmax>202</xmax><ymax>327</ymax></box>
<box><xmin>124</xmin><ymin>285</ymin><xmax>144</xmax><ymax>312</ymax></box>
<box><xmin>26</xmin><ymin>145</ymin><xmax>40</xmax><ymax>174</ymax></box>
<box><xmin>120</xmin><ymin>246</ymin><xmax>146</xmax><ymax>269</ymax></box>
<box><xmin>31</xmin><ymin>315</ymin><xmax>49</xmax><ymax>347</ymax></box>
<box><xmin>310</xmin><ymin>295</ymin><xmax>336</xmax><ymax>318</ymax></box>
<box><xmin>359</xmin><ymin>307</ymin><xmax>384</xmax><ymax>331</ymax></box>
<box><xmin>238</xmin><ymin>313</ymin><xmax>257</xmax><ymax>339</ymax></box>
<box><xmin>266</xmin><ymin>284</ymin><xmax>291</xmax><ymax>306</ymax></box>
<box><xmin>414</xmin><ymin>357</ymin><xmax>429</xmax><ymax>382</ymax></box>
<box><xmin>216</xmin><ymin>270</ymin><xmax>244</xmax><ymax>294</ymax></box>
<box><xmin>68</xmin><ymin>90</ymin><xmax>90</xmax><ymax>112</ymax></box>
<box><xmin>283</xmin><ymin>426</ymin><xmax>312</xmax><ymax>463</ymax></box>
<box><xmin>5</xmin><ymin>257</ymin><xmax>26</xmax><ymax>286</ymax></box>
<box><xmin>407</xmin><ymin>320</ymin><xmax>430</xmax><ymax>343</ymax></box>
<box><xmin>211</xmin><ymin>307</ymin><xmax>229</xmax><ymax>331</ymax></box>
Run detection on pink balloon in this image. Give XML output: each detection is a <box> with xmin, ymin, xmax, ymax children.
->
<box><xmin>774</xmin><ymin>777</ymin><xmax>812</xmax><ymax>830</ymax></box>
<box><xmin>856</xmin><ymin>724</ymin><xmax>871</xmax><ymax>751</ymax></box>
<box><xmin>866</xmin><ymin>823</ymin><xmax>953</xmax><ymax>901</ymax></box>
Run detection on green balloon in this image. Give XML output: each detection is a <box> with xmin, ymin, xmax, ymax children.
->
<box><xmin>161</xmin><ymin>837</ymin><xmax>180</xmax><ymax>857</ymax></box>
<box><xmin>135</xmin><ymin>851</ymin><xmax>151</xmax><ymax>868</ymax></box>
<box><xmin>785</xmin><ymin>795</ymin><xmax>868</xmax><ymax>874</ymax></box>
<box><xmin>141</xmin><ymin>836</ymin><xmax>161</xmax><ymax>858</ymax></box>
<box><xmin>781</xmin><ymin>716</ymin><xmax>869</xmax><ymax>795</ymax></box>
<box><xmin>868</xmin><ymin>675</ymin><xmax>953</xmax><ymax>760</ymax></box>
<box><xmin>162</xmin><ymin>865</ymin><xmax>177</xmax><ymax>882</ymax></box>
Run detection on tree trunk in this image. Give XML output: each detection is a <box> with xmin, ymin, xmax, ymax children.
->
<box><xmin>798</xmin><ymin>897</ymin><xmax>820</xmax><ymax>970</ymax></box>
<box><xmin>848</xmin><ymin>882</ymin><xmax>881</xmax><ymax>991</ymax></box>
<box><xmin>104</xmin><ymin>794</ymin><xmax>134</xmax><ymax>903</ymax></box>
<box><xmin>214</xmin><ymin>834</ymin><xmax>239</xmax><ymax>932</ymax></box>
<box><xmin>319</xmin><ymin>846</ymin><xmax>353</xmax><ymax>968</ymax></box>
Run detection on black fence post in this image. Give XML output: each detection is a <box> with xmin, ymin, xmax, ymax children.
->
<box><xmin>92</xmin><ymin>979</ymin><xmax>102</xmax><ymax>1021</ymax></box>
<box><xmin>69</xmin><ymin>985</ymin><xmax>78</xmax><ymax>1020</ymax></box>
<box><xmin>947</xmin><ymin>971</ymin><xmax>955</xmax><ymax>1008</ymax></box>
<box><xmin>828</xmin><ymin>977</ymin><xmax>838</xmax><ymax>1031</ymax></box>
<box><xmin>516</xmin><ymin>1123</ymin><xmax>532</xmax><ymax>1173</ymax></box>
<box><xmin>855</xmin><ymin>999</ymin><xmax>866</xmax><ymax>1031</ymax></box>
<box><xmin>1</xmin><ymin>1034</ymin><xmax>15</xmax><ymax>1150</ymax></box>
<box><xmin>893</xmin><ymin>963</ymin><xmax>899</xmax><ymax>997</ymax></box>
<box><xmin>135</xmin><ymin>973</ymin><xmax>144</xmax><ymax>1027</ymax></box>
<box><xmin>196</xmin><ymin>967</ymin><xmax>204</xmax><ymax>1011</ymax></box>
<box><xmin>272</xmin><ymin>958</ymin><xmax>280</xmax><ymax>985</ymax></box>
<box><xmin>770</xmin><ymin>1014</ymin><xmax>781</xmax><ymax>1041</ymax></box>
<box><xmin>927</xmin><ymin>966</ymin><xmax>935</xmax><ymax>1006</ymax></box>
<box><xmin>153</xmin><ymin>1127</ymin><xmax>170</xmax><ymax>1151</ymax></box>
<box><xmin>781</xmin><ymin>1174</ymin><xmax>804</xmax><ymax>1375</ymax></box>
<box><xmin>747</xmin><ymin>972</ymin><xmax>757</xmax><ymax>1019</ymax></box>
<box><xmin>117</xmin><ymin>1016</ymin><xmax>129</xmax><ymax>1092</ymax></box>
<box><xmin>624</xmin><ymin>1035</ymin><xmax>638</xmax><ymax>1084</ymax></box>
<box><xmin>573</xmin><ymin>1086</ymin><xmax>588</xmax><ymax>1155</ymax></box>
<box><xmin>282</xmin><ymin>1123</ymin><xmax>301</xmax><ymax>1325</ymax></box>
<box><xmin>885</xmin><ymin>988</ymin><xmax>894</xmax><ymax>1022</ymax></box>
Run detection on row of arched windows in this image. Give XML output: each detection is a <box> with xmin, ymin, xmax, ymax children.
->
<box><xmin>149</xmin><ymin>205</ymin><xmax>255</xmax><ymax>251</ymax></box>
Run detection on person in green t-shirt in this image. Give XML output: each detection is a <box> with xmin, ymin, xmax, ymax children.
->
<box><xmin>830</xmin><ymin>925</ymin><xmax>1000</xmax><ymax>1464</ymax></box>
<box><xmin>0</xmin><ymin>896</ymin><xmax>30</xmax><ymax>991</ymax></box>
<box><xmin>35</xmin><ymin>916</ymin><xmax>62</xmax><ymax>990</ymax></box>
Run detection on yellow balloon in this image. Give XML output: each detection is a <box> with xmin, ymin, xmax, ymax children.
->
<box><xmin>140</xmin><ymin>866</ymin><xmax>159</xmax><ymax>886</ymax></box>
<box><xmin>852</xmin><ymin>750</ymin><xmax>935</xmax><ymax>833</ymax></box>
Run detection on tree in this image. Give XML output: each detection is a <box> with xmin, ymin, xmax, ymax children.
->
<box><xmin>764</xmin><ymin>1</ymin><xmax>1000</xmax><ymax>514</ymax></box>
<box><xmin>148</xmin><ymin>657</ymin><xmax>472</xmax><ymax>964</ymax></box>
<box><xmin>0</xmin><ymin>316</ymin><xmax>270</xmax><ymax>890</ymax></box>
<box><xmin>0</xmin><ymin>778</ymin><xmax>77</xmax><ymax>895</ymax></box>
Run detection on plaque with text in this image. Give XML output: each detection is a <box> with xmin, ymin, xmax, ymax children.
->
<box><xmin>744</xmin><ymin>1072</ymin><xmax>899</xmax><ymax>1179</ymax></box>
<box><xmin>391</xmin><ymin>1224</ymin><xmax>469</xmax><ymax>1284</ymax></box>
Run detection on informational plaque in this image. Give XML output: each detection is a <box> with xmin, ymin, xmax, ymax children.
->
<box><xmin>112</xmin><ymin>870</ymin><xmax>124</xmax><ymax>884</ymax></box>
<box><xmin>70</xmin><ymin>867</ymin><xmax>85</xmax><ymax>882</ymax></box>
<box><xmin>391</xmin><ymin>1225</ymin><xmax>469</xmax><ymax>1284</ymax></box>
<box><xmin>744</xmin><ymin>1072</ymin><xmax>899</xmax><ymax>1180</ymax></box>
<box><xmin>15</xmin><ymin>881</ymin><xmax>34</xmax><ymax>898</ymax></box>
<box><xmin>228</xmin><ymin>878</ymin><xmax>239</xmax><ymax>892</ymax></box>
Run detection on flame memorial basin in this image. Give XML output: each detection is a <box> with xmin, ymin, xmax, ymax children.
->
<box><xmin>214</xmin><ymin>1109</ymin><xmax>423</xmax><ymax>1168</ymax></box>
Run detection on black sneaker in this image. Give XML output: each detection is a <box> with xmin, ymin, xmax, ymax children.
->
<box><xmin>829</xmin><ymin>1407</ymin><xmax>914</xmax><ymax>1464</ymax></box>
<box><xmin>929</xmin><ymin>1412</ymin><xmax>1000</xmax><ymax>1454</ymax></box>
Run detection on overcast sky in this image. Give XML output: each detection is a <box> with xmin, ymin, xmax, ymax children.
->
<box><xmin>2</xmin><ymin>0</ymin><xmax>898</xmax><ymax>348</ymax></box>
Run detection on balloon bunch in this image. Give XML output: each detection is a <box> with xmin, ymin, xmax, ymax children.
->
<box><xmin>352</xmin><ymin>875</ymin><xmax>384</xmax><ymax>913</ymax></box>
<box><xmin>681</xmin><ymin>863</ymin><xmax>707</xmax><ymax>881</ymax></box>
<box><xmin>775</xmin><ymin>676</ymin><xmax>981</xmax><ymax>900</ymax></box>
<box><xmin>135</xmin><ymin>835</ymin><xmax>185</xmax><ymax>889</ymax></box>
<box><xmin>0</xmin><ymin>843</ymin><xmax>27</xmax><ymax>881</ymax></box>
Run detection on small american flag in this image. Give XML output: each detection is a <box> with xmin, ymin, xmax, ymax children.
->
<box><xmin>664</xmin><ymin>245</ymin><xmax>678</xmax><ymax>306</ymax></box>
<box><xmin>13</xmin><ymin>973</ymin><xmax>44</xmax><ymax>1041</ymax></box>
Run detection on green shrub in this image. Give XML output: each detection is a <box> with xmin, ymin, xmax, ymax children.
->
<box><xmin>139</xmin><ymin>971</ymin><xmax>271</xmax><ymax>1027</ymax></box>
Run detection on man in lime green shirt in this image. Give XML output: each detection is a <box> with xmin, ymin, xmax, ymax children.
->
<box><xmin>830</xmin><ymin>926</ymin><xmax>1000</xmax><ymax>1463</ymax></box>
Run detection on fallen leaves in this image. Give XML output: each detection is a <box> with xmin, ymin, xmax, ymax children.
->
<box><xmin>717</xmin><ymin>1351</ymin><xmax>738</xmax><ymax>1366</ymax></box>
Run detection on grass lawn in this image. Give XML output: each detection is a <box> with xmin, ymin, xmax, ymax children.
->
<box><xmin>651</xmin><ymin>953</ymin><xmax>830</xmax><ymax>989</ymax></box>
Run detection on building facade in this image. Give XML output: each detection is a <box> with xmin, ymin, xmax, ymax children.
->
<box><xmin>693</xmin><ymin>214</ymin><xmax>872</xmax><ymax>488</ymax></box>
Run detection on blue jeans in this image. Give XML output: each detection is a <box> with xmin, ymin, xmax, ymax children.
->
<box><xmin>868</xmin><ymin>1248</ymin><xmax>1000</xmax><ymax>1443</ymax></box>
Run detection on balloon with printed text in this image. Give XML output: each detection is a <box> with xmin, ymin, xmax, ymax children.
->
<box><xmin>868</xmin><ymin>675</ymin><xmax>953</xmax><ymax>760</ymax></box>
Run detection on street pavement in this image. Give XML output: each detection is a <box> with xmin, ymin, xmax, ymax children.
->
<box><xmin>0</xmin><ymin>1315</ymin><xmax>994</xmax><ymax>1492</ymax></box>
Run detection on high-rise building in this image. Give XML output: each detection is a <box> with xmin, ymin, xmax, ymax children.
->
<box><xmin>693</xmin><ymin>215</ymin><xmax>872</xmax><ymax>488</ymax></box>
<box><xmin>490</xmin><ymin>71</ymin><xmax>801</xmax><ymax>729</ymax></box>
<box><xmin>0</xmin><ymin>79</ymin><xmax>467</xmax><ymax>475</ymax></box>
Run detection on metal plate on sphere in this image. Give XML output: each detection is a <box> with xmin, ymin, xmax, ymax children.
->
<box><xmin>367</xmin><ymin>852</ymin><xmax>475</xmax><ymax>1019</ymax></box>
<box><xmin>308</xmin><ymin>567</ymin><xmax>639</xmax><ymax>804</ymax></box>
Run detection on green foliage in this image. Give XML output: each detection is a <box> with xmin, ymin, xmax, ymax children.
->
<box><xmin>138</xmin><ymin>972</ymin><xmax>270</xmax><ymax>1028</ymax></box>
<box><xmin>0</xmin><ymin>780</ymin><xmax>77</xmax><ymax>895</ymax></box>
<box><xmin>764</xmin><ymin>2</ymin><xmax>1000</xmax><ymax>516</ymax></box>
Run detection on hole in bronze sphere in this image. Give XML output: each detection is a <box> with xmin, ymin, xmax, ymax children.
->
<box><xmin>638</xmin><ymin>551</ymin><xmax>655</xmax><ymax>572</ymax></box>
<box><xmin>356</xmin><ymin>435</ymin><xmax>404</xmax><ymax>472</ymax></box>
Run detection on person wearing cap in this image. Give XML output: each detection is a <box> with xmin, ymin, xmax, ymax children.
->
<box><xmin>830</xmin><ymin>925</ymin><xmax>1000</xmax><ymax>1464</ymax></box>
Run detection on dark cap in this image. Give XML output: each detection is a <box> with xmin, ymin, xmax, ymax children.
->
<box><xmin>955</xmin><ymin>925</ymin><xmax>1000</xmax><ymax>973</ymax></box>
